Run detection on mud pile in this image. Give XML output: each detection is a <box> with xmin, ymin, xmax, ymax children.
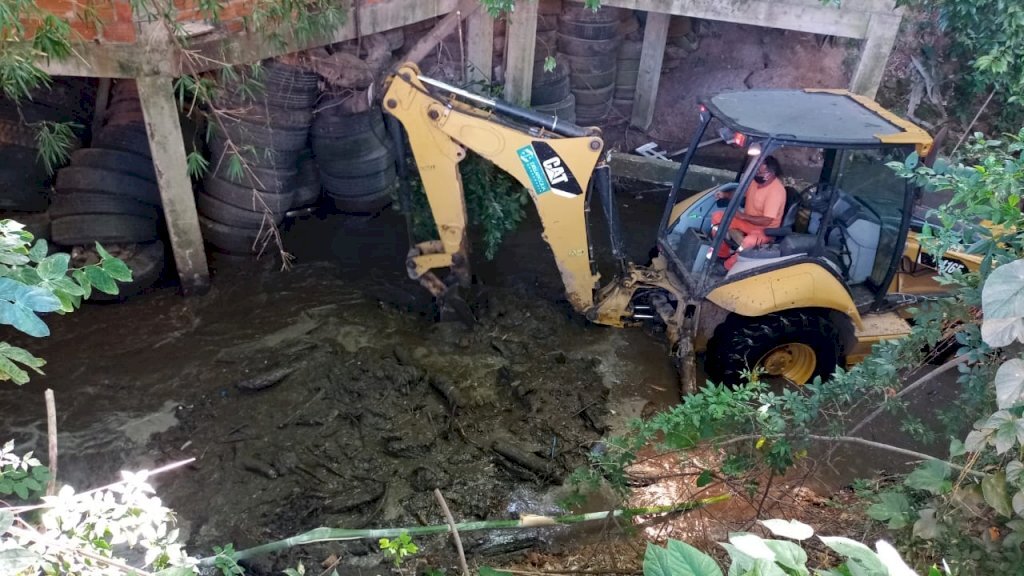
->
<box><xmin>152</xmin><ymin>285</ymin><xmax>613</xmax><ymax>569</ymax></box>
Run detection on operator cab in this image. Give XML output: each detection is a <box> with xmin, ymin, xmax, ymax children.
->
<box><xmin>659</xmin><ymin>89</ymin><xmax>933</xmax><ymax>313</ymax></box>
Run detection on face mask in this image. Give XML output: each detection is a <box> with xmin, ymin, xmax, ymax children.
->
<box><xmin>754</xmin><ymin>175</ymin><xmax>768</xmax><ymax>184</ymax></box>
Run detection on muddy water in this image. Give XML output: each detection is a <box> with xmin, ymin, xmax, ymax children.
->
<box><xmin>0</xmin><ymin>200</ymin><xmax>687</xmax><ymax>572</ymax></box>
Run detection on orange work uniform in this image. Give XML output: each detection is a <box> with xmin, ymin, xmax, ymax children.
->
<box><xmin>711</xmin><ymin>179</ymin><xmax>787</xmax><ymax>269</ymax></box>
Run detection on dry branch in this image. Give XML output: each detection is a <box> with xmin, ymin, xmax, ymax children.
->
<box><xmin>399</xmin><ymin>0</ymin><xmax>481</xmax><ymax>66</ymax></box>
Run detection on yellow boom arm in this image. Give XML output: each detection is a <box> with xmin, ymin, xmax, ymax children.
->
<box><xmin>382</xmin><ymin>63</ymin><xmax>606</xmax><ymax>312</ymax></box>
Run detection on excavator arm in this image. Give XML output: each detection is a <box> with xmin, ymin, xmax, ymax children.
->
<box><xmin>382</xmin><ymin>63</ymin><xmax>606</xmax><ymax>313</ymax></box>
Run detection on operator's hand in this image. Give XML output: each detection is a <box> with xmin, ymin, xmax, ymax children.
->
<box><xmin>714</xmin><ymin>190</ymin><xmax>731</xmax><ymax>201</ymax></box>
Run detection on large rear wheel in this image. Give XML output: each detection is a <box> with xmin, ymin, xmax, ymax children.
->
<box><xmin>705</xmin><ymin>311</ymin><xmax>841</xmax><ymax>387</ymax></box>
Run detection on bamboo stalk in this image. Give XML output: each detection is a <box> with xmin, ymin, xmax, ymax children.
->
<box><xmin>198</xmin><ymin>497</ymin><xmax>730</xmax><ymax>566</ymax></box>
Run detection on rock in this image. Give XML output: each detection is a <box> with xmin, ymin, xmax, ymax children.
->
<box><xmin>408</xmin><ymin>466</ymin><xmax>449</xmax><ymax>492</ymax></box>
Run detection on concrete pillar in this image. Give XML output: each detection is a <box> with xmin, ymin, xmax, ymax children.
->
<box><xmin>466</xmin><ymin>9</ymin><xmax>494</xmax><ymax>86</ymax></box>
<box><xmin>849</xmin><ymin>13</ymin><xmax>901</xmax><ymax>98</ymax></box>
<box><xmin>503</xmin><ymin>0</ymin><xmax>539</xmax><ymax>105</ymax></box>
<box><xmin>136</xmin><ymin>75</ymin><xmax>210</xmax><ymax>294</ymax></box>
<box><xmin>631</xmin><ymin>11</ymin><xmax>670</xmax><ymax>131</ymax></box>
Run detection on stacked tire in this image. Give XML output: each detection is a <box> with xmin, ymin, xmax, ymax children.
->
<box><xmin>557</xmin><ymin>1</ymin><xmax>624</xmax><ymax>125</ymax></box>
<box><xmin>312</xmin><ymin>104</ymin><xmax>397</xmax><ymax>215</ymax></box>
<box><xmin>51</xmin><ymin>82</ymin><xmax>166</xmax><ymax>299</ymax></box>
<box><xmin>199</xmin><ymin>60</ymin><xmax>316</xmax><ymax>254</ymax></box>
<box><xmin>531</xmin><ymin>0</ymin><xmax>575</xmax><ymax>123</ymax></box>
<box><xmin>613</xmin><ymin>13</ymin><xmax>643</xmax><ymax>118</ymax></box>
<box><xmin>0</xmin><ymin>78</ymin><xmax>93</xmax><ymax>229</ymax></box>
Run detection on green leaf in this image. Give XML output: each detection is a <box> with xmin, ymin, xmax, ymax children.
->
<box><xmin>28</xmin><ymin>239</ymin><xmax>47</xmax><ymax>263</ymax></box>
<box><xmin>697</xmin><ymin>469</ymin><xmax>714</xmax><ymax>487</ymax></box>
<box><xmin>84</xmin><ymin>266</ymin><xmax>118</xmax><ymax>295</ymax></box>
<box><xmin>996</xmin><ymin>417</ymin><xmax>1021</xmax><ymax>454</ymax></box>
<box><xmin>949</xmin><ymin>438</ymin><xmax>966</xmax><ymax>458</ymax></box>
<box><xmin>0</xmin><ymin>300</ymin><xmax>50</xmax><ymax>337</ymax></box>
<box><xmin>0</xmin><ymin>510</ymin><xmax>13</xmax><ymax>533</ymax></box>
<box><xmin>665</xmin><ymin>539</ymin><xmax>724</xmax><ymax>576</ymax></box>
<box><xmin>21</xmin><ymin>477</ymin><xmax>40</xmax><ymax>491</ymax></box>
<box><xmin>0</xmin><ymin>547</ymin><xmax>39</xmax><ymax>574</ymax></box>
<box><xmin>759</xmin><ymin>519</ymin><xmax>814</xmax><ymax>541</ymax></box>
<box><xmin>1008</xmin><ymin>460</ymin><xmax>1024</xmax><ymax>487</ymax></box>
<box><xmin>913</xmin><ymin>508</ymin><xmax>945</xmax><ymax>540</ymax></box>
<box><xmin>0</xmin><ymin>354</ymin><xmax>30</xmax><ymax>384</ymax></box>
<box><xmin>762</xmin><ymin>539</ymin><xmax>808</xmax><ymax>575</ymax></box>
<box><xmin>31</xmin><ymin>466</ymin><xmax>49</xmax><ymax>481</ymax></box>
<box><xmin>996</xmin><ymin>359</ymin><xmax>1024</xmax><ymax>410</ymax></box>
<box><xmin>905</xmin><ymin>460</ymin><xmax>952</xmax><ymax>494</ymax></box>
<box><xmin>100</xmin><ymin>255</ymin><xmax>133</xmax><ymax>283</ymax></box>
<box><xmin>981</xmin><ymin>259</ymin><xmax>1024</xmax><ymax>347</ymax></box>
<box><xmin>0</xmin><ymin>277</ymin><xmax>61</xmax><ymax>312</ymax></box>
<box><xmin>982</xmin><ymin>471</ymin><xmax>1014</xmax><ymax>517</ymax></box>
<box><xmin>819</xmin><ymin>537</ymin><xmax>886</xmax><ymax>576</ymax></box>
<box><xmin>1013</xmin><ymin>490</ymin><xmax>1024</xmax><ymax>517</ymax></box>
<box><xmin>904</xmin><ymin>151</ymin><xmax>920</xmax><ymax>170</ymax></box>
<box><xmin>479</xmin><ymin>568</ymin><xmax>513</xmax><ymax>576</ymax></box>
<box><xmin>37</xmin><ymin>253</ymin><xmax>69</xmax><ymax>281</ymax></box>
<box><xmin>12</xmin><ymin>481</ymin><xmax>28</xmax><ymax>499</ymax></box>
<box><xmin>866</xmin><ymin>492</ymin><xmax>911</xmax><ymax>529</ymax></box>
<box><xmin>50</xmin><ymin>276</ymin><xmax>85</xmax><ymax>297</ymax></box>
<box><xmin>72</xmin><ymin>268</ymin><xmax>92</xmax><ymax>299</ymax></box>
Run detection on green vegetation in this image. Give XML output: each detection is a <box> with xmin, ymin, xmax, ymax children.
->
<box><xmin>902</xmin><ymin>0</ymin><xmax>1024</xmax><ymax>131</ymax></box>
<box><xmin>400</xmin><ymin>152</ymin><xmax>530</xmax><ymax>261</ymax></box>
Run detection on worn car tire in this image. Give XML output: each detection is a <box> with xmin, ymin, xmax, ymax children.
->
<box><xmin>311</xmin><ymin>107</ymin><xmax>387</xmax><ymax>139</ymax></box>
<box><xmin>532</xmin><ymin>93</ymin><xmax>577</xmax><ymax>124</ymax></box>
<box><xmin>705</xmin><ymin>311</ymin><xmax>842</xmax><ymax>387</ymax></box>
<box><xmin>203</xmin><ymin>174</ymin><xmax>294</xmax><ymax>213</ymax></box>
<box><xmin>94</xmin><ymin>125</ymin><xmax>151</xmax><ymax>157</ymax></box>
<box><xmin>619</xmin><ymin>39</ymin><xmax>643</xmax><ymax>60</ymax></box>
<box><xmin>558</xmin><ymin>19</ymin><xmax>620</xmax><ymax>40</ymax></box>
<box><xmin>570</xmin><ymin>69</ymin><xmax>616</xmax><ymax>89</ymax></box>
<box><xmin>208</xmin><ymin>135</ymin><xmax>301</xmax><ymax>170</ymax></box>
<box><xmin>321</xmin><ymin>166</ymin><xmax>397</xmax><ymax>198</ymax></box>
<box><xmin>70</xmin><ymin>148</ymin><xmax>156</xmax><ymax>182</ymax></box>
<box><xmin>52</xmin><ymin>214</ymin><xmax>158</xmax><ymax>245</ymax></box>
<box><xmin>212</xmin><ymin>161</ymin><xmax>295</xmax><ymax>193</ymax></box>
<box><xmin>531</xmin><ymin>76</ymin><xmax>572</xmax><ymax>106</ymax></box>
<box><xmin>215</xmin><ymin>118</ymin><xmax>309</xmax><ymax>151</ymax></box>
<box><xmin>196</xmin><ymin>191</ymin><xmax>285</xmax><ymax>228</ymax></box>
<box><xmin>199</xmin><ymin>215</ymin><xmax>270</xmax><ymax>254</ymax></box>
<box><xmin>50</xmin><ymin>192</ymin><xmax>160</xmax><ymax>220</ymax></box>
<box><xmin>318</xmin><ymin>146</ymin><xmax>395</xmax><ymax>179</ymax></box>
<box><xmin>55</xmin><ymin>167</ymin><xmax>161</xmax><ymax>205</ymax></box>
<box><xmin>557</xmin><ymin>34</ymin><xmax>621</xmax><ymax>57</ymax></box>
<box><xmin>572</xmin><ymin>84</ymin><xmax>615</xmax><ymax>106</ymax></box>
<box><xmin>557</xmin><ymin>53</ymin><xmax>616</xmax><ymax>74</ymax></box>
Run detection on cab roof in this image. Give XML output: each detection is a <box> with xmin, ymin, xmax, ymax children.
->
<box><xmin>702</xmin><ymin>89</ymin><xmax>932</xmax><ymax>151</ymax></box>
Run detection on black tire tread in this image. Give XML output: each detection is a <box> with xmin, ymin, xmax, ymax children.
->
<box><xmin>705</xmin><ymin>310</ymin><xmax>842</xmax><ymax>386</ymax></box>
<box><xmin>52</xmin><ymin>214</ymin><xmax>158</xmax><ymax>245</ymax></box>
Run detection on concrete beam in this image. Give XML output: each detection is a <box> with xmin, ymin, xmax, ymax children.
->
<box><xmin>503</xmin><ymin>0</ymin><xmax>538</xmax><ymax>105</ymax></box>
<box><xmin>136</xmin><ymin>75</ymin><xmax>210</xmax><ymax>294</ymax></box>
<box><xmin>631</xmin><ymin>12</ymin><xmax>670</xmax><ymax>131</ymax></box>
<box><xmin>466</xmin><ymin>9</ymin><xmax>494</xmax><ymax>86</ymax></box>
<box><xmin>37</xmin><ymin>0</ymin><xmax>458</xmax><ymax>78</ymax></box>
<box><xmin>849</xmin><ymin>13</ymin><xmax>902</xmax><ymax>98</ymax></box>
<box><xmin>608</xmin><ymin>152</ymin><xmax>735</xmax><ymax>190</ymax></box>
<box><xmin>602</xmin><ymin>0</ymin><xmax>887</xmax><ymax>39</ymax></box>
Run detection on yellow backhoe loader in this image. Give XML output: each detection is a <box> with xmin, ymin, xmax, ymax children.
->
<box><xmin>381</xmin><ymin>62</ymin><xmax>973</xmax><ymax>390</ymax></box>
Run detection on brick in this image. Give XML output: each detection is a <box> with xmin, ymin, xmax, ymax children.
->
<box><xmin>114</xmin><ymin>0</ymin><xmax>133</xmax><ymax>22</ymax></box>
<box><xmin>101</xmin><ymin>20</ymin><xmax>137</xmax><ymax>42</ymax></box>
<box><xmin>69</xmin><ymin>19</ymin><xmax>101</xmax><ymax>40</ymax></box>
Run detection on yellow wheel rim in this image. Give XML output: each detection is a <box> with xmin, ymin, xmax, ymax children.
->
<box><xmin>757</xmin><ymin>343</ymin><xmax>817</xmax><ymax>385</ymax></box>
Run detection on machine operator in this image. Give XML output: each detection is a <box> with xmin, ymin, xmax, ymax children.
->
<box><xmin>710</xmin><ymin>155</ymin><xmax>787</xmax><ymax>271</ymax></box>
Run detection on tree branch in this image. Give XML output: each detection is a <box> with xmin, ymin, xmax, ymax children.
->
<box><xmin>398</xmin><ymin>0</ymin><xmax>481</xmax><ymax>66</ymax></box>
